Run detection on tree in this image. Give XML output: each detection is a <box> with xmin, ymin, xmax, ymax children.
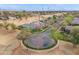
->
<box><xmin>70</xmin><ymin>26</ymin><xmax>79</xmax><ymax>47</ymax></box>
<box><xmin>16</xmin><ymin>12</ymin><xmax>22</xmax><ymax>21</ymax></box>
<box><xmin>51</xmin><ymin>15</ymin><xmax>57</xmax><ymax>23</ymax></box>
<box><xmin>50</xmin><ymin>27</ymin><xmax>79</xmax><ymax>48</ymax></box>
<box><xmin>22</xmin><ymin>10</ymin><xmax>28</xmax><ymax>19</ymax></box>
<box><xmin>53</xmin><ymin>15</ymin><xmax>57</xmax><ymax>20</ymax></box>
<box><xmin>16</xmin><ymin>11</ymin><xmax>29</xmax><ymax>21</ymax></box>
<box><xmin>63</xmin><ymin>15</ymin><xmax>73</xmax><ymax>26</ymax></box>
<box><xmin>50</xmin><ymin>28</ymin><xmax>64</xmax><ymax>40</ymax></box>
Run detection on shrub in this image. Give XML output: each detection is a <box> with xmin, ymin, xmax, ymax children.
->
<box><xmin>50</xmin><ymin>26</ymin><xmax>79</xmax><ymax>48</ymax></box>
<box><xmin>50</xmin><ymin>28</ymin><xmax>64</xmax><ymax>40</ymax></box>
<box><xmin>70</xmin><ymin>27</ymin><xmax>79</xmax><ymax>47</ymax></box>
<box><xmin>53</xmin><ymin>15</ymin><xmax>57</xmax><ymax>20</ymax></box>
<box><xmin>0</xmin><ymin>23</ymin><xmax>3</xmax><ymax>28</ymax></box>
<box><xmin>9</xmin><ymin>23</ymin><xmax>17</xmax><ymax>30</ymax></box>
<box><xmin>17</xmin><ymin>29</ymin><xmax>32</xmax><ymax>40</ymax></box>
<box><xmin>3</xmin><ymin>21</ymin><xmax>9</xmax><ymax>30</ymax></box>
<box><xmin>63</xmin><ymin>15</ymin><xmax>74</xmax><ymax>26</ymax></box>
<box><xmin>17</xmin><ymin>25</ymin><xmax>24</xmax><ymax>30</ymax></box>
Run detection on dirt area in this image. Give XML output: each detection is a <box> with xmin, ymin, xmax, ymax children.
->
<box><xmin>0</xmin><ymin>28</ymin><xmax>79</xmax><ymax>55</ymax></box>
<box><xmin>0</xmin><ymin>29</ymin><xmax>20</xmax><ymax>55</ymax></box>
<box><xmin>0</xmin><ymin>32</ymin><xmax>79</xmax><ymax>54</ymax></box>
<box><xmin>0</xmin><ymin>15</ymin><xmax>54</xmax><ymax>26</ymax></box>
<box><xmin>0</xmin><ymin>16</ymin><xmax>39</xmax><ymax>25</ymax></box>
<box><xmin>0</xmin><ymin>15</ymin><xmax>79</xmax><ymax>55</ymax></box>
<box><xmin>12</xmin><ymin>40</ymin><xmax>79</xmax><ymax>55</ymax></box>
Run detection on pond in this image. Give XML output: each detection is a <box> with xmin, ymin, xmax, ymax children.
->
<box><xmin>22</xmin><ymin>31</ymin><xmax>57</xmax><ymax>50</ymax></box>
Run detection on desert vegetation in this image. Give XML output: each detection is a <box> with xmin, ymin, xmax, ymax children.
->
<box><xmin>0</xmin><ymin>10</ymin><xmax>79</xmax><ymax>54</ymax></box>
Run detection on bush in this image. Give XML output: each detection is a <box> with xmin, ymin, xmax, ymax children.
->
<box><xmin>17</xmin><ymin>29</ymin><xmax>32</xmax><ymax>40</ymax></box>
<box><xmin>70</xmin><ymin>27</ymin><xmax>79</xmax><ymax>47</ymax></box>
<box><xmin>0</xmin><ymin>23</ymin><xmax>3</xmax><ymax>28</ymax></box>
<box><xmin>3</xmin><ymin>21</ymin><xmax>9</xmax><ymax>30</ymax></box>
<box><xmin>63</xmin><ymin>15</ymin><xmax>74</xmax><ymax>26</ymax></box>
<box><xmin>50</xmin><ymin>26</ymin><xmax>79</xmax><ymax>48</ymax></box>
<box><xmin>9</xmin><ymin>23</ymin><xmax>17</xmax><ymax>30</ymax></box>
<box><xmin>50</xmin><ymin>28</ymin><xmax>64</xmax><ymax>40</ymax></box>
<box><xmin>53</xmin><ymin>15</ymin><xmax>57</xmax><ymax>20</ymax></box>
<box><xmin>17</xmin><ymin>25</ymin><xmax>24</xmax><ymax>30</ymax></box>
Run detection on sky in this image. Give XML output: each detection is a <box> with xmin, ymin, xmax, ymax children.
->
<box><xmin>0</xmin><ymin>4</ymin><xmax>79</xmax><ymax>11</ymax></box>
